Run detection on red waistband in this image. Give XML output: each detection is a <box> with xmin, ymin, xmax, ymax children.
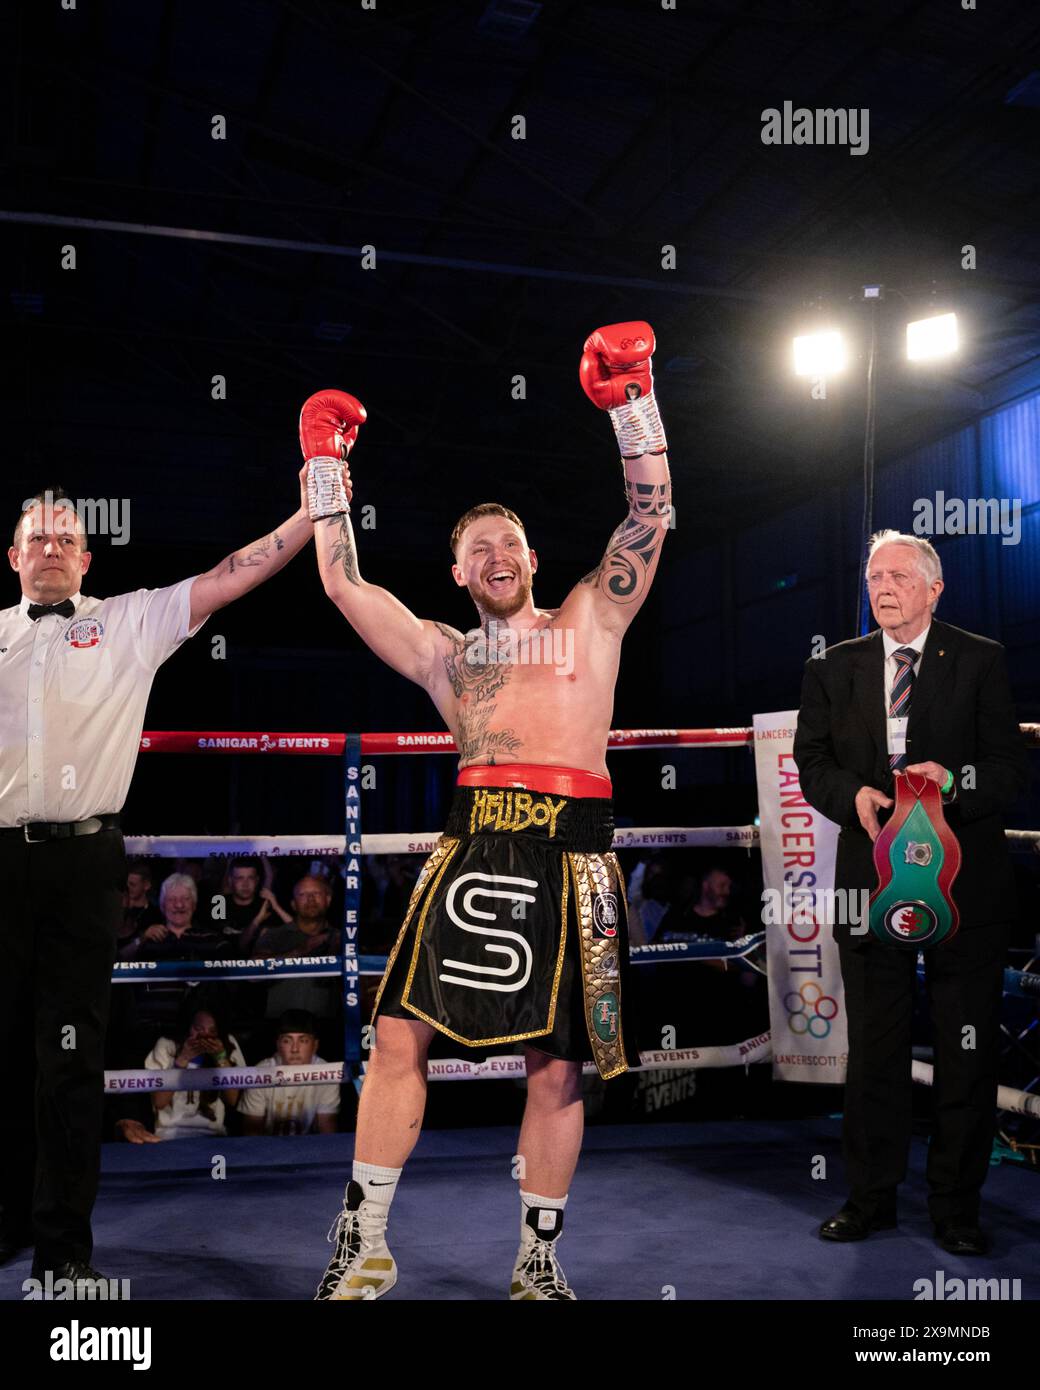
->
<box><xmin>457</xmin><ymin>763</ymin><xmax>612</xmax><ymax>799</ymax></box>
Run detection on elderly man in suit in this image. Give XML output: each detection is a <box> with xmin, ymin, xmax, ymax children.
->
<box><xmin>794</xmin><ymin>529</ymin><xmax>1028</xmax><ymax>1255</ymax></box>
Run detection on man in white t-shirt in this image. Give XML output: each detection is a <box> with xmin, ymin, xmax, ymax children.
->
<box><xmin>239</xmin><ymin>1011</ymin><xmax>340</xmax><ymax>1137</ymax></box>
<box><xmin>0</xmin><ymin>473</ymin><xmax>316</xmax><ymax>1285</ymax></box>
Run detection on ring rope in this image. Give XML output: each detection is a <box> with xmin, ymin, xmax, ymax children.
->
<box><xmin>107</xmin><ymin>728</ymin><xmax>1038</xmax><ymax>1095</ymax></box>
<box><xmin>138</xmin><ymin>724</ymin><xmax>1040</xmax><ymax>755</ymax></box>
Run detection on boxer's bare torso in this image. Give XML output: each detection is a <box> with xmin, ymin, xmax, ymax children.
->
<box><xmin>426</xmin><ymin>588</ymin><xmax>620</xmax><ymax>777</ymax></box>
<box><xmin>308</xmin><ymin>322</ymin><xmax>673</xmax><ymax>786</ymax></box>
<box><xmin>315</xmin><ymin>465</ymin><xmax>671</xmax><ymax>781</ymax></box>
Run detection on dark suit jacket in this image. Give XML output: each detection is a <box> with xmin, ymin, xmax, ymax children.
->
<box><xmin>793</xmin><ymin>619</ymin><xmax>1029</xmax><ymax>935</ymax></box>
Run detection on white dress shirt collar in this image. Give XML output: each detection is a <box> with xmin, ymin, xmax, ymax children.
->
<box><xmin>882</xmin><ymin>622</ymin><xmax>931</xmax><ymax>663</ymax></box>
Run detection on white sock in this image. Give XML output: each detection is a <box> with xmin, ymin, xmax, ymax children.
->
<box><xmin>520</xmin><ymin>1189</ymin><xmax>568</xmax><ymax>1240</ymax></box>
<box><xmin>353</xmin><ymin>1159</ymin><xmax>402</xmax><ymax>1211</ymax></box>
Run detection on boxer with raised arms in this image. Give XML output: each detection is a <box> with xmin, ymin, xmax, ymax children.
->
<box><xmin>302</xmin><ymin>322</ymin><xmax>671</xmax><ymax>1300</ymax></box>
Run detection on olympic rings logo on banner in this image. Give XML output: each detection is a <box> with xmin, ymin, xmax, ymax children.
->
<box><xmin>784</xmin><ymin>982</ymin><xmax>839</xmax><ymax>1038</ymax></box>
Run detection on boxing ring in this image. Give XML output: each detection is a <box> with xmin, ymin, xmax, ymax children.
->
<box><xmin>3</xmin><ymin>723</ymin><xmax>1034</xmax><ymax>1303</ymax></box>
<box><xmin>105</xmin><ymin>725</ymin><xmax>1040</xmax><ymax>1124</ymax></box>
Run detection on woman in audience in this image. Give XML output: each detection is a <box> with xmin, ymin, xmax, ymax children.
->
<box><xmin>145</xmin><ymin>999</ymin><xmax>246</xmax><ymax>1141</ymax></box>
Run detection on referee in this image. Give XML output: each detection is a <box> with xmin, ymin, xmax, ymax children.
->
<box><xmin>1</xmin><ymin>479</ymin><xmax>314</xmax><ymax>1288</ymax></box>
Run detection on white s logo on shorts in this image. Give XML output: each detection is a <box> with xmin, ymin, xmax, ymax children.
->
<box><xmin>439</xmin><ymin>872</ymin><xmax>537</xmax><ymax>993</ymax></box>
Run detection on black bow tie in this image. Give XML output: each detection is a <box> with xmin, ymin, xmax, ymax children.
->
<box><xmin>28</xmin><ymin>599</ymin><xmax>75</xmax><ymax>622</ymax></box>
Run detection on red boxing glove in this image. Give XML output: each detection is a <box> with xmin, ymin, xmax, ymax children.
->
<box><xmin>299</xmin><ymin>390</ymin><xmax>366</xmax><ymax>520</ymax></box>
<box><xmin>579</xmin><ymin>322</ymin><xmax>656</xmax><ymax>410</ymax></box>
<box><xmin>579</xmin><ymin>322</ymin><xmax>666</xmax><ymax>458</ymax></box>
<box><xmin>298</xmin><ymin>390</ymin><xmax>367</xmax><ymax>463</ymax></box>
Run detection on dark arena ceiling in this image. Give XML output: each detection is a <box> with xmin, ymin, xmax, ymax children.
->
<box><xmin>4</xmin><ymin>0</ymin><xmax>1039</xmax><ymax>599</ymax></box>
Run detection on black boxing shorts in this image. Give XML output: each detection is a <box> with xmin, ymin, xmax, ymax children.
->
<box><xmin>373</xmin><ymin>765</ymin><xmax>640</xmax><ymax>1080</ymax></box>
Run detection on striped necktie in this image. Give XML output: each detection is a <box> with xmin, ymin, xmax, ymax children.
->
<box><xmin>888</xmin><ymin>646</ymin><xmax>917</xmax><ymax>769</ymax></box>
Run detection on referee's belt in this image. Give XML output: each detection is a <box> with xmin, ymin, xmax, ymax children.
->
<box><xmin>1</xmin><ymin>814</ymin><xmax>122</xmax><ymax>844</ymax></box>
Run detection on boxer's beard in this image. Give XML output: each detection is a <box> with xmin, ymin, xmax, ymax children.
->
<box><xmin>468</xmin><ymin>570</ymin><xmax>532</xmax><ymax>619</ymax></box>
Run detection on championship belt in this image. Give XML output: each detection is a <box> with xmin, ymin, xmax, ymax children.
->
<box><xmin>868</xmin><ymin>772</ymin><xmax>961</xmax><ymax>948</ymax></box>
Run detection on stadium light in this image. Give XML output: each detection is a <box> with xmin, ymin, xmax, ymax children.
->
<box><xmin>792</xmin><ymin>330</ymin><xmax>847</xmax><ymax>378</ymax></box>
<box><xmin>906</xmin><ymin>312</ymin><xmax>958</xmax><ymax>362</ymax></box>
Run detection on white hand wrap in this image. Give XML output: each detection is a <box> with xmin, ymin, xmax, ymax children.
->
<box><xmin>306</xmin><ymin>457</ymin><xmax>350</xmax><ymax>521</ymax></box>
<box><xmin>607</xmin><ymin>391</ymin><xmax>668</xmax><ymax>459</ymax></box>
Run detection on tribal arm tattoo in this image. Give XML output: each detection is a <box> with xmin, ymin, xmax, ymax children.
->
<box><xmin>580</xmin><ymin>476</ymin><xmax>673</xmax><ymax>616</ymax></box>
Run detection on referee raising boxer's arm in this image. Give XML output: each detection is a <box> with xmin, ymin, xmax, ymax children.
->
<box><xmin>186</xmin><ymin>479</ymin><xmax>317</xmax><ymax>630</ymax></box>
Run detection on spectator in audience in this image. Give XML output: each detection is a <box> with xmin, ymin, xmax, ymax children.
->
<box><xmin>113</xmin><ymin>1117</ymin><xmax>160</xmax><ymax>1144</ymax></box>
<box><xmin>239</xmin><ymin>1010</ymin><xmax>340</xmax><ymax>1136</ymax></box>
<box><xmin>259</xmin><ymin>875</ymin><xmax>341</xmax><ymax>1031</ymax></box>
<box><xmin>255</xmin><ymin>875</ymin><xmax>336</xmax><ymax>958</ymax></box>
<box><xmin>364</xmin><ymin>854</ymin><xmax>422</xmax><ymax>953</ymax></box>
<box><xmin>117</xmin><ymin>867</ymin><xmax>163</xmax><ymax>957</ymax></box>
<box><xmin>626</xmin><ymin>854</ymin><xmax>673</xmax><ymax>946</ymax></box>
<box><xmin>145</xmin><ymin>1002</ymin><xmax>245</xmax><ymax>1141</ymax></box>
<box><xmin>381</xmin><ymin>854</ymin><xmax>420</xmax><ymax>920</ymax></box>
<box><xmin>125</xmin><ymin>873</ymin><xmax>230</xmax><ymax>961</ymax></box>
<box><xmin>657</xmin><ymin>864</ymin><xmax>747</xmax><ymax>943</ymax></box>
<box><xmin>221</xmin><ymin>858</ymin><xmax>292</xmax><ymax>950</ymax></box>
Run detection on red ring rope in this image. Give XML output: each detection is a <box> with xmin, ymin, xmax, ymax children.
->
<box><xmin>139</xmin><ymin>725</ymin><xmax>1040</xmax><ymax>755</ymax></box>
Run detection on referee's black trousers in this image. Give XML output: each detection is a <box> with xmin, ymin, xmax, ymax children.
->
<box><xmin>0</xmin><ymin>828</ymin><xmax>124</xmax><ymax>1270</ymax></box>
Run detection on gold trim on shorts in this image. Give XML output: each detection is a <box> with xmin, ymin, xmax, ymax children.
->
<box><xmin>371</xmin><ymin>837</ymin><xmax>460</xmax><ymax>1019</ymax></box>
<box><xmin>567</xmin><ymin>851</ymin><xmax>629</xmax><ymax>1080</ymax></box>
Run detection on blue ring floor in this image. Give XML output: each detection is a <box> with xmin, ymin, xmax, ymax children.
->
<box><xmin>3</xmin><ymin>1119</ymin><xmax>1036</xmax><ymax>1300</ymax></box>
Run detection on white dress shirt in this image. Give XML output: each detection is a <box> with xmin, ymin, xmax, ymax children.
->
<box><xmin>0</xmin><ymin>580</ymin><xmax>205</xmax><ymax>827</ymax></box>
<box><xmin>882</xmin><ymin>623</ymin><xmax>930</xmax><ymax>757</ymax></box>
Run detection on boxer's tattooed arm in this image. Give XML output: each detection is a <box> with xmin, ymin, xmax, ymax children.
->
<box><xmin>326</xmin><ymin>515</ymin><xmax>361</xmax><ymax>586</ymax></box>
<box><xmin>580</xmin><ymin>479</ymin><xmax>672</xmax><ymax>609</ymax></box>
